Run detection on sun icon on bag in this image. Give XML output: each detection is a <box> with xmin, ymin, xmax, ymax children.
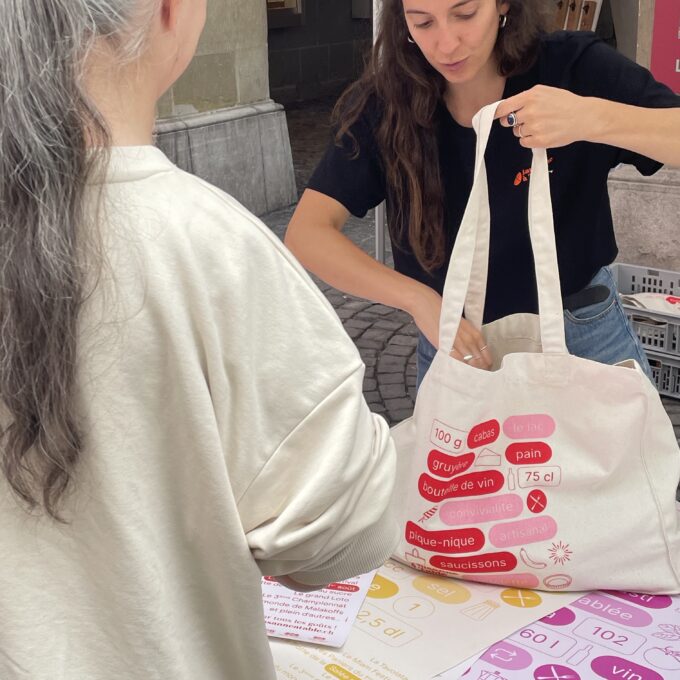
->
<box><xmin>548</xmin><ymin>541</ymin><xmax>573</xmax><ymax>566</ymax></box>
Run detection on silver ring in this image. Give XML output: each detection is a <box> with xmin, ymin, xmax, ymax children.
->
<box><xmin>507</xmin><ymin>111</ymin><xmax>518</xmax><ymax>127</ymax></box>
<box><xmin>479</xmin><ymin>345</ymin><xmax>488</xmax><ymax>352</ymax></box>
<box><xmin>463</xmin><ymin>354</ymin><xmax>476</xmax><ymax>362</ymax></box>
<box><xmin>518</xmin><ymin>124</ymin><xmax>525</xmax><ymax>138</ymax></box>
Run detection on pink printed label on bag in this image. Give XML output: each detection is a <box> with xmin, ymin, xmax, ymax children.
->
<box><xmin>405</xmin><ymin>521</ymin><xmax>484</xmax><ymax>554</ymax></box>
<box><xmin>467</xmin><ymin>420</ymin><xmax>500</xmax><ymax>448</ymax></box>
<box><xmin>506</xmin><ymin>442</ymin><xmax>552</xmax><ymax>465</ymax></box>
<box><xmin>427</xmin><ymin>450</ymin><xmax>475</xmax><ymax>478</ymax></box>
<box><xmin>430</xmin><ymin>551</ymin><xmax>517</xmax><ymax>573</ymax></box>
<box><xmin>503</xmin><ymin>414</ymin><xmax>556</xmax><ymax>439</ymax></box>
<box><xmin>465</xmin><ymin>572</ymin><xmax>540</xmax><ymax>588</ymax></box>
<box><xmin>418</xmin><ymin>470</ymin><xmax>505</xmax><ymax>502</ymax></box>
<box><xmin>489</xmin><ymin>516</ymin><xmax>558</xmax><ymax>548</ymax></box>
<box><xmin>439</xmin><ymin>494</ymin><xmax>524</xmax><ymax>526</ymax></box>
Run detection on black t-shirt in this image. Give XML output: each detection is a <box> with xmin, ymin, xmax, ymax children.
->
<box><xmin>308</xmin><ymin>32</ymin><xmax>680</xmax><ymax>322</ymax></box>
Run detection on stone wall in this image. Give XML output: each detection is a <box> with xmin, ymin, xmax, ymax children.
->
<box><xmin>610</xmin><ymin>0</ymin><xmax>656</xmax><ymax>69</ymax></box>
<box><xmin>155</xmin><ymin>0</ymin><xmax>297</xmax><ymax>215</ymax></box>
<box><xmin>610</xmin><ymin>166</ymin><xmax>680</xmax><ymax>272</ymax></box>
<box><xmin>608</xmin><ymin>0</ymin><xmax>679</xmax><ymax>272</ymax></box>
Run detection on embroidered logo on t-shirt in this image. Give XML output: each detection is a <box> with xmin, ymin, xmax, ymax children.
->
<box><xmin>514</xmin><ymin>157</ymin><xmax>555</xmax><ymax>186</ymax></box>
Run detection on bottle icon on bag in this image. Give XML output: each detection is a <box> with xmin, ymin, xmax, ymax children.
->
<box><xmin>507</xmin><ymin>468</ymin><xmax>516</xmax><ymax>491</ymax></box>
<box><xmin>567</xmin><ymin>644</ymin><xmax>593</xmax><ymax>665</ymax></box>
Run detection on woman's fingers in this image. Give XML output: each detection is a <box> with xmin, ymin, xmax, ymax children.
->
<box><xmin>513</xmin><ymin>123</ymin><xmax>531</xmax><ymax>140</ymax></box>
<box><xmin>498</xmin><ymin>85</ymin><xmax>587</xmax><ymax>148</ymax></box>
<box><xmin>450</xmin><ymin>345</ymin><xmax>491</xmax><ymax>370</ymax></box>
<box><xmin>495</xmin><ymin>94</ymin><xmax>527</xmax><ymax>125</ymax></box>
<box><xmin>450</xmin><ymin>319</ymin><xmax>492</xmax><ymax>370</ymax></box>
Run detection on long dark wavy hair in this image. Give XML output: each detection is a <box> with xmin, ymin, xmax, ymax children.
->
<box><xmin>334</xmin><ymin>0</ymin><xmax>552</xmax><ymax>272</ymax></box>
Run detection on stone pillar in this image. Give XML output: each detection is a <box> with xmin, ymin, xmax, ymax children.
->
<box><xmin>609</xmin><ymin>0</ymin><xmax>680</xmax><ymax>272</ymax></box>
<box><xmin>155</xmin><ymin>0</ymin><xmax>297</xmax><ymax>216</ymax></box>
<box><xmin>609</xmin><ymin>167</ymin><xmax>680</xmax><ymax>271</ymax></box>
<box><xmin>610</xmin><ymin>0</ymin><xmax>655</xmax><ymax>68</ymax></box>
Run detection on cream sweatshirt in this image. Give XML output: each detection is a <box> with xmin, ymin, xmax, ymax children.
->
<box><xmin>0</xmin><ymin>147</ymin><xmax>398</xmax><ymax>679</ymax></box>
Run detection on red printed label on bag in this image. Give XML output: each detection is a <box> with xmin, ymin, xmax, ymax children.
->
<box><xmin>405</xmin><ymin>521</ymin><xmax>484</xmax><ymax>554</ymax></box>
<box><xmin>527</xmin><ymin>490</ymin><xmax>548</xmax><ymax>513</ymax></box>
<box><xmin>427</xmin><ymin>450</ymin><xmax>474</xmax><ymax>478</ymax></box>
<box><xmin>418</xmin><ymin>470</ymin><xmax>505</xmax><ymax>502</ymax></box>
<box><xmin>430</xmin><ymin>551</ymin><xmax>517</xmax><ymax>573</ymax></box>
<box><xmin>430</xmin><ymin>419</ymin><xmax>466</xmax><ymax>453</ymax></box>
<box><xmin>505</xmin><ymin>442</ymin><xmax>552</xmax><ymax>465</ymax></box>
<box><xmin>467</xmin><ymin>420</ymin><xmax>500</xmax><ymax>449</ymax></box>
<box><xmin>666</xmin><ymin>296</ymin><xmax>680</xmax><ymax>305</ymax></box>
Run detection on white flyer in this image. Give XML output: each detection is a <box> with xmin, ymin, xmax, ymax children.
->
<box><xmin>434</xmin><ymin>651</ymin><xmax>484</xmax><ymax>679</ymax></box>
<box><xmin>262</xmin><ymin>571</ymin><xmax>376</xmax><ymax>648</ymax></box>
<box><xmin>271</xmin><ymin>560</ymin><xmax>571</xmax><ymax>678</ymax></box>
<box><xmin>271</xmin><ymin>638</ymin><xmax>411</xmax><ymax>680</ymax></box>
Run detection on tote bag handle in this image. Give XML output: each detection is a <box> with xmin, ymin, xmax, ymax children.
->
<box><xmin>438</xmin><ymin>101</ymin><xmax>568</xmax><ymax>356</ymax></box>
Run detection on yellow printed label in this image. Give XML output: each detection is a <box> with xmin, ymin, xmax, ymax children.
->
<box><xmin>413</xmin><ymin>575</ymin><xmax>471</xmax><ymax>604</ymax></box>
<box><xmin>324</xmin><ymin>664</ymin><xmax>363</xmax><ymax>680</ymax></box>
<box><xmin>500</xmin><ymin>588</ymin><xmax>543</xmax><ymax>608</ymax></box>
<box><xmin>366</xmin><ymin>574</ymin><xmax>399</xmax><ymax>599</ymax></box>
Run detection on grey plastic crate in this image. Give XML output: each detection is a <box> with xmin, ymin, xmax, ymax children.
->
<box><xmin>610</xmin><ymin>263</ymin><xmax>680</xmax><ymax>358</ymax></box>
<box><xmin>646</xmin><ymin>350</ymin><xmax>680</xmax><ymax>399</ymax></box>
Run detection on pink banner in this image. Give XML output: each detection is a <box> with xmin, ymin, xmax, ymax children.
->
<box><xmin>650</xmin><ymin>0</ymin><xmax>680</xmax><ymax>93</ymax></box>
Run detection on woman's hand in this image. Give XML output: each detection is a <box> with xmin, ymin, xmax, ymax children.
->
<box><xmin>496</xmin><ymin>85</ymin><xmax>680</xmax><ymax>165</ymax></box>
<box><xmin>451</xmin><ymin>317</ymin><xmax>493</xmax><ymax>370</ymax></box>
<box><xmin>495</xmin><ymin>85</ymin><xmax>590</xmax><ymax>149</ymax></box>
<box><xmin>408</xmin><ymin>284</ymin><xmax>492</xmax><ymax>370</ymax></box>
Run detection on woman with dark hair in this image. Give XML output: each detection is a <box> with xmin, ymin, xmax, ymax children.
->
<box><xmin>285</xmin><ymin>0</ymin><xmax>680</xmax><ymax>387</ymax></box>
<box><xmin>0</xmin><ymin>1</ymin><xmax>399</xmax><ymax>677</ymax></box>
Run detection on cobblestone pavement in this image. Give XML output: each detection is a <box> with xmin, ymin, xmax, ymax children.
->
<box><xmin>323</xmin><ymin>290</ymin><xmax>418</xmax><ymax>424</ymax></box>
<box><xmin>264</xmin><ymin>205</ymin><xmax>422</xmax><ymax>425</ymax></box>
<box><xmin>261</xmin><ymin>98</ymin><xmax>680</xmax><ymax>456</ymax></box>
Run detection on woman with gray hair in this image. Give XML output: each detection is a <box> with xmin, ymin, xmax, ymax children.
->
<box><xmin>0</xmin><ymin>1</ymin><xmax>399</xmax><ymax>678</ymax></box>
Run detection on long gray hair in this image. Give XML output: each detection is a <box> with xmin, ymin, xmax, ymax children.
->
<box><xmin>0</xmin><ymin>0</ymin><xmax>157</xmax><ymax>520</ymax></box>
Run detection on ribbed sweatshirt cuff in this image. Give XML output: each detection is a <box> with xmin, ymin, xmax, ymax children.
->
<box><xmin>288</xmin><ymin>503</ymin><xmax>400</xmax><ymax>586</ymax></box>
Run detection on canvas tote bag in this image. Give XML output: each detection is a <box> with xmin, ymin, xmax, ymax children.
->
<box><xmin>391</xmin><ymin>102</ymin><xmax>680</xmax><ymax>593</ymax></box>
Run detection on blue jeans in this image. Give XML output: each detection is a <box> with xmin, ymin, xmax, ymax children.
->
<box><xmin>416</xmin><ymin>266</ymin><xmax>653</xmax><ymax>390</ymax></box>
